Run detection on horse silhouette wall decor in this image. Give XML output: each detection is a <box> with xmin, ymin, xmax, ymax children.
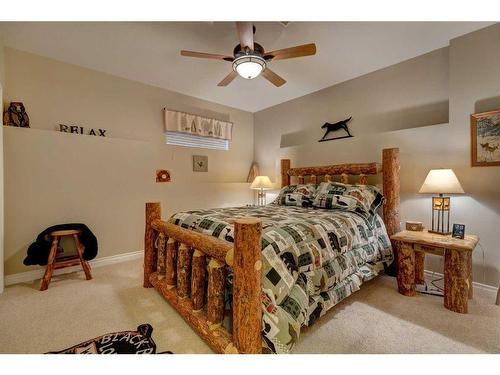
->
<box><xmin>319</xmin><ymin>116</ymin><xmax>353</xmax><ymax>142</ymax></box>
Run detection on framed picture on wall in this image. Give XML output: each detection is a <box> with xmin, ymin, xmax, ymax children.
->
<box><xmin>193</xmin><ymin>155</ymin><xmax>208</xmax><ymax>172</ymax></box>
<box><xmin>471</xmin><ymin>109</ymin><xmax>500</xmax><ymax>167</ymax></box>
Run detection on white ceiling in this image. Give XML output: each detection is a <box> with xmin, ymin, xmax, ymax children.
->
<box><xmin>0</xmin><ymin>22</ymin><xmax>493</xmax><ymax>112</ymax></box>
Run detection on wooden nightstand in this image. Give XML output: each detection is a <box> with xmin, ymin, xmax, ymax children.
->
<box><xmin>391</xmin><ymin>230</ymin><xmax>479</xmax><ymax>314</ymax></box>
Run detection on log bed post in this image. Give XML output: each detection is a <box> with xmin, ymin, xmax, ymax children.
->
<box><xmin>233</xmin><ymin>218</ymin><xmax>262</xmax><ymax>354</ymax></box>
<box><xmin>382</xmin><ymin>148</ymin><xmax>401</xmax><ymax>276</ymax></box>
<box><xmin>144</xmin><ymin>202</ymin><xmax>161</xmax><ymax>287</ymax></box>
<box><xmin>281</xmin><ymin>159</ymin><xmax>291</xmax><ymax>187</ymax></box>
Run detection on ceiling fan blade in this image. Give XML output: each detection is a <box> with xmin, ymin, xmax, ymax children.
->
<box><xmin>261</xmin><ymin>68</ymin><xmax>286</xmax><ymax>87</ymax></box>
<box><xmin>236</xmin><ymin>22</ymin><xmax>254</xmax><ymax>51</ymax></box>
<box><xmin>264</xmin><ymin>43</ymin><xmax>316</xmax><ymax>61</ymax></box>
<box><xmin>217</xmin><ymin>71</ymin><xmax>238</xmax><ymax>87</ymax></box>
<box><xmin>181</xmin><ymin>50</ymin><xmax>233</xmax><ymax>61</ymax></box>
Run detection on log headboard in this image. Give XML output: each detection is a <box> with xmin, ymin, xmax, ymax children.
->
<box><xmin>280</xmin><ymin>148</ymin><xmax>401</xmax><ymax>246</ymax></box>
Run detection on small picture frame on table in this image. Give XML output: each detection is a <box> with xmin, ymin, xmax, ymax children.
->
<box><xmin>452</xmin><ymin>223</ymin><xmax>465</xmax><ymax>239</ymax></box>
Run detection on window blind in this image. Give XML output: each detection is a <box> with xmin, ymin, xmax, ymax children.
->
<box><xmin>165</xmin><ymin>131</ymin><xmax>229</xmax><ymax>150</ymax></box>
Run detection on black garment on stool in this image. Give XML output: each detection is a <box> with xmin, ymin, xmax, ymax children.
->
<box><xmin>23</xmin><ymin>223</ymin><xmax>98</xmax><ymax>266</ymax></box>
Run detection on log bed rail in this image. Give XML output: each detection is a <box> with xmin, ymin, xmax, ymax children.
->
<box><xmin>143</xmin><ymin>148</ymin><xmax>400</xmax><ymax>354</ymax></box>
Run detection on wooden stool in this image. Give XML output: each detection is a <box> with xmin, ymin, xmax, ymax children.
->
<box><xmin>40</xmin><ymin>229</ymin><xmax>93</xmax><ymax>291</ymax></box>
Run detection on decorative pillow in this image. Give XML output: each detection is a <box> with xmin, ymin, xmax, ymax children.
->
<box><xmin>313</xmin><ymin>182</ymin><xmax>384</xmax><ymax>218</ymax></box>
<box><xmin>273</xmin><ymin>184</ymin><xmax>317</xmax><ymax>207</ymax></box>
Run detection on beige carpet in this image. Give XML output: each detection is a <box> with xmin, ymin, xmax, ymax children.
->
<box><xmin>0</xmin><ymin>258</ymin><xmax>499</xmax><ymax>354</ymax></box>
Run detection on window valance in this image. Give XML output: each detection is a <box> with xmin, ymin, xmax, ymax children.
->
<box><xmin>164</xmin><ymin>109</ymin><xmax>233</xmax><ymax>140</ymax></box>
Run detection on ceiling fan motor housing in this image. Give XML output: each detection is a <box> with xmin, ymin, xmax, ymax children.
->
<box><xmin>232</xmin><ymin>42</ymin><xmax>265</xmax><ymax>58</ymax></box>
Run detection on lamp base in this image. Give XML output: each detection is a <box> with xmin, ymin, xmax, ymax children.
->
<box><xmin>430</xmin><ymin>195</ymin><xmax>451</xmax><ymax>235</ymax></box>
<box><xmin>257</xmin><ymin>190</ymin><xmax>266</xmax><ymax>206</ymax></box>
<box><xmin>428</xmin><ymin>230</ymin><xmax>451</xmax><ymax>236</ymax></box>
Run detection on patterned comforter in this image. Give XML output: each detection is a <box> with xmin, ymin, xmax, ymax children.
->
<box><xmin>169</xmin><ymin>205</ymin><xmax>393</xmax><ymax>353</ymax></box>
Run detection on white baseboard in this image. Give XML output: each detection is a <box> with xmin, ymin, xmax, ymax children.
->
<box><xmin>4</xmin><ymin>250</ymin><xmax>143</xmax><ymax>286</ymax></box>
<box><xmin>5</xmin><ymin>255</ymin><xmax>498</xmax><ymax>294</ymax></box>
<box><xmin>424</xmin><ymin>269</ymin><xmax>498</xmax><ymax>293</ymax></box>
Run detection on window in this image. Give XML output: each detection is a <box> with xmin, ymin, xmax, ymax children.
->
<box><xmin>165</xmin><ymin>131</ymin><xmax>229</xmax><ymax>151</ymax></box>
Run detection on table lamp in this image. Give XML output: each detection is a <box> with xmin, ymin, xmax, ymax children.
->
<box><xmin>419</xmin><ymin>169</ymin><xmax>464</xmax><ymax>235</ymax></box>
<box><xmin>251</xmin><ymin>176</ymin><xmax>273</xmax><ymax>206</ymax></box>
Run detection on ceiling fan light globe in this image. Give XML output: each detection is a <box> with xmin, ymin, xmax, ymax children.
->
<box><xmin>232</xmin><ymin>55</ymin><xmax>266</xmax><ymax>80</ymax></box>
<box><xmin>236</xmin><ymin>62</ymin><xmax>263</xmax><ymax>79</ymax></box>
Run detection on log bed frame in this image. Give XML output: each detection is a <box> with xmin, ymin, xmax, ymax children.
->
<box><xmin>143</xmin><ymin>147</ymin><xmax>400</xmax><ymax>354</ymax></box>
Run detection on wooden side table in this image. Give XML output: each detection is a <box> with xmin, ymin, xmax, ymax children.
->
<box><xmin>391</xmin><ymin>230</ymin><xmax>479</xmax><ymax>314</ymax></box>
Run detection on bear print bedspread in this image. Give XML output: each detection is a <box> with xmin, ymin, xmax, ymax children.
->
<box><xmin>169</xmin><ymin>205</ymin><xmax>393</xmax><ymax>353</ymax></box>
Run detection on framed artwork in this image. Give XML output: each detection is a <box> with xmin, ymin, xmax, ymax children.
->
<box><xmin>155</xmin><ymin>169</ymin><xmax>171</xmax><ymax>183</ymax></box>
<box><xmin>471</xmin><ymin>109</ymin><xmax>500</xmax><ymax>167</ymax></box>
<box><xmin>452</xmin><ymin>223</ymin><xmax>465</xmax><ymax>239</ymax></box>
<box><xmin>193</xmin><ymin>155</ymin><xmax>208</xmax><ymax>172</ymax></box>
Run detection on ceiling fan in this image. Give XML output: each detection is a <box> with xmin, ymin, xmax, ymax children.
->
<box><xmin>180</xmin><ymin>22</ymin><xmax>317</xmax><ymax>87</ymax></box>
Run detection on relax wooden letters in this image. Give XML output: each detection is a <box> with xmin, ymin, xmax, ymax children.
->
<box><xmin>59</xmin><ymin>124</ymin><xmax>107</xmax><ymax>137</ymax></box>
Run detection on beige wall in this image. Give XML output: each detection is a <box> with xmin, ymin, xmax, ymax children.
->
<box><xmin>255</xmin><ymin>47</ymin><xmax>450</xmax><ymax>174</ymax></box>
<box><xmin>254</xmin><ymin>25</ymin><xmax>500</xmax><ymax>287</ymax></box>
<box><xmin>3</xmin><ymin>48</ymin><xmax>254</xmax><ymax>276</ymax></box>
<box><xmin>0</xmin><ymin>36</ymin><xmax>4</xmax><ymax>85</ymax></box>
<box><xmin>0</xmin><ymin>38</ymin><xmax>5</xmax><ymax>291</ymax></box>
<box><xmin>447</xmin><ymin>24</ymin><xmax>500</xmax><ymax>287</ymax></box>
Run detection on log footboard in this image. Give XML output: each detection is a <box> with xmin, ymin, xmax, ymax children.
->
<box><xmin>144</xmin><ymin>202</ymin><xmax>262</xmax><ymax>354</ymax></box>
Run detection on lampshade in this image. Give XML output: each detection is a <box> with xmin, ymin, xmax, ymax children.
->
<box><xmin>418</xmin><ymin>169</ymin><xmax>465</xmax><ymax>194</ymax></box>
<box><xmin>250</xmin><ymin>176</ymin><xmax>273</xmax><ymax>190</ymax></box>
